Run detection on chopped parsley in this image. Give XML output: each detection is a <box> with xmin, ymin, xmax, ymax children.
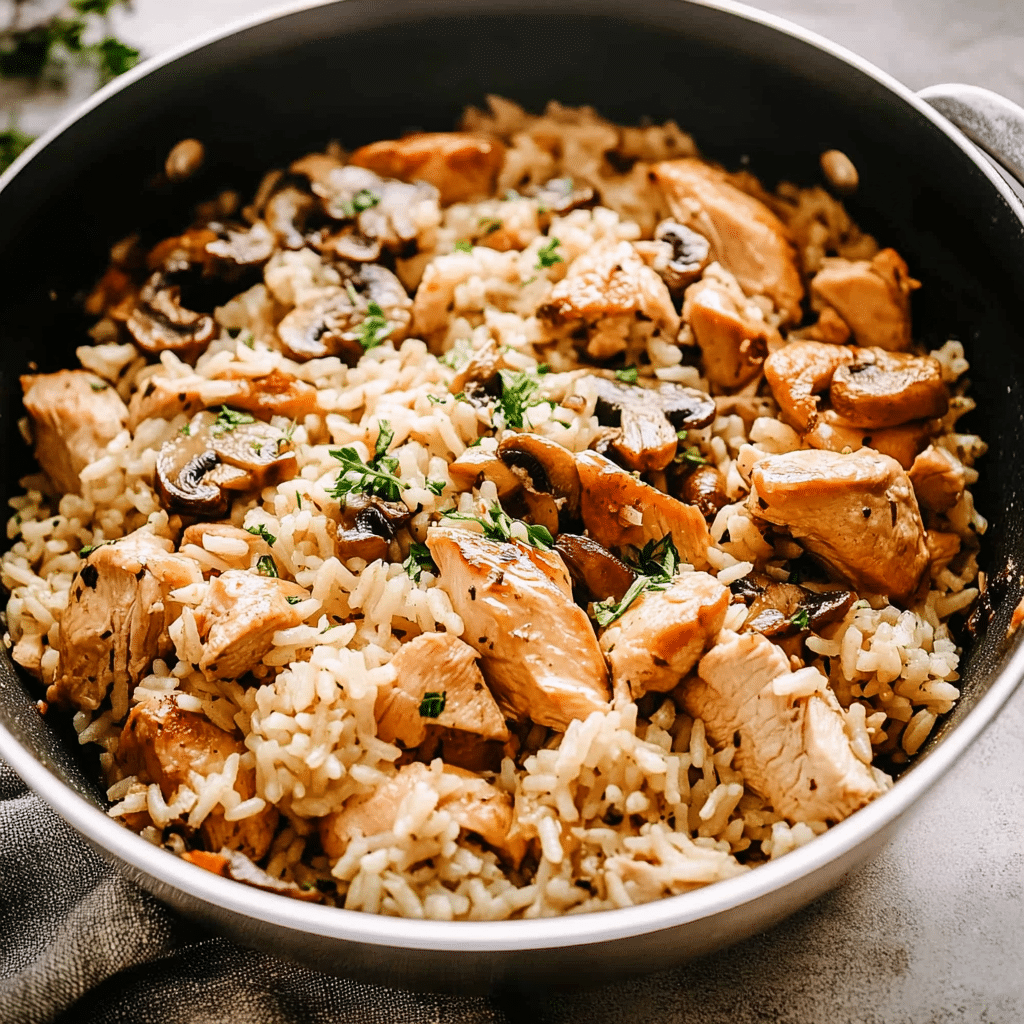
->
<box><xmin>454</xmin><ymin>240</ymin><xmax>473</xmax><ymax>253</ymax></box>
<box><xmin>179</xmin><ymin>424</ymin><xmax>191</xmax><ymax>436</ymax></box>
<box><xmin>615</xmin><ymin>366</ymin><xmax>639</xmax><ymax>384</ymax></box>
<box><xmin>535</xmin><ymin>237</ymin><xmax>563</xmax><ymax>269</ymax></box>
<box><xmin>419</xmin><ymin>691</ymin><xmax>447</xmax><ymax>718</ymax></box>
<box><xmin>427</xmin><ymin>394</ymin><xmax>447</xmax><ymax>405</ymax></box>
<box><xmin>0</xmin><ymin>125</ymin><xmax>34</xmax><ymax>175</ymax></box>
<box><xmin>329</xmin><ymin>420</ymin><xmax>407</xmax><ymax>501</ymax></box>
<box><xmin>402</xmin><ymin>542</ymin><xmax>438</xmax><ymax>582</ymax></box>
<box><xmin>425</xmin><ymin>479</ymin><xmax>446</xmax><ymax>496</ymax></box>
<box><xmin>356</xmin><ymin>300</ymin><xmax>392</xmax><ymax>351</ymax></box>
<box><xmin>286</xmin><ymin>595</ymin><xmax>303</xmax><ymax>605</ymax></box>
<box><xmin>246</xmin><ymin>524</ymin><xmax>276</xmax><ymax>546</ymax></box>
<box><xmin>594</xmin><ymin>535</ymin><xmax>679</xmax><ymax>627</ymax></box>
<box><xmin>439</xmin><ymin>338</ymin><xmax>472</xmax><ymax>370</ymax></box>
<box><xmin>239</xmin><ymin>330</ymin><xmax>255</xmax><ymax>349</ymax></box>
<box><xmin>675</xmin><ymin>445</ymin><xmax>709</xmax><ymax>466</ymax></box>
<box><xmin>339</xmin><ymin>188</ymin><xmax>380</xmax><ymax>217</ymax></box>
<box><xmin>478</xmin><ymin>216</ymin><xmax>502</xmax><ymax>236</ymax></box>
<box><xmin>295</xmin><ymin>492</ymin><xmax>303</xmax><ymax>510</ymax></box>
<box><xmin>88</xmin><ymin>380</ymin><xmax>108</xmax><ymax>391</ymax></box>
<box><xmin>214</xmin><ymin>406</ymin><xmax>256</xmax><ymax>432</ymax></box>
<box><xmin>256</xmin><ymin>555</ymin><xmax>279</xmax><ymax>578</ymax></box>
<box><xmin>789</xmin><ymin>607</ymin><xmax>811</xmax><ymax>631</ymax></box>
<box><xmin>442</xmin><ymin>502</ymin><xmax>554</xmax><ymax>551</ymax></box>
<box><xmin>79</xmin><ymin>539</ymin><xmax>114</xmax><ymax>557</ymax></box>
<box><xmin>497</xmin><ymin>369</ymin><xmax>551</xmax><ymax>429</ymax></box>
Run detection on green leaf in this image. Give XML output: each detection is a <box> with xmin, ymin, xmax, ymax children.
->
<box><xmin>454</xmin><ymin>240</ymin><xmax>473</xmax><ymax>253</ymax></box>
<box><xmin>79</xmin><ymin>539</ymin><xmax>115</xmax><ymax>557</ymax></box>
<box><xmin>478</xmin><ymin>216</ymin><xmax>502</xmax><ymax>236</ymax></box>
<box><xmin>402</xmin><ymin>542</ymin><xmax>438</xmax><ymax>582</ymax></box>
<box><xmin>214</xmin><ymin>406</ymin><xmax>256</xmax><ymax>432</ymax></box>
<box><xmin>0</xmin><ymin>126</ymin><xmax>35</xmax><ymax>174</ymax></box>
<box><xmin>179</xmin><ymin>423</ymin><xmax>191</xmax><ymax>436</ymax></box>
<box><xmin>615</xmin><ymin>366</ymin><xmax>639</xmax><ymax>384</ymax></box>
<box><xmin>593</xmin><ymin>576</ymin><xmax>658</xmax><ymax>627</ymax></box>
<box><xmin>286</xmin><ymin>595</ymin><xmax>302</xmax><ymax>605</ymax></box>
<box><xmin>535</xmin><ymin>237</ymin><xmax>563</xmax><ymax>269</ymax></box>
<box><xmin>374</xmin><ymin>420</ymin><xmax>394</xmax><ymax>462</ymax></box>
<box><xmin>95</xmin><ymin>37</ymin><xmax>139</xmax><ymax>82</ymax></box>
<box><xmin>246</xmin><ymin>524</ymin><xmax>276</xmax><ymax>546</ymax></box>
<box><xmin>789</xmin><ymin>607</ymin><xmax>811</xmax><ymax>631</ymax></box>
<box><xmin>329</xmin><ymin>423</ymin><xmax>407</xmax><ymax>502</ymax></box>
<box><xmin>355</xmin><ymin>300</ymin><xmax>392</xmax><ymax>351</ymax></box>
<box><xmin>339</xmin><ymin>188</ymin><xmax>380</xmax><ymax>217</ymax></box>
<box><xmin>425</xmin><ymin>479</ymin><xmax>446</xmax><ymax>496</ymax></box>
<box><xmin>418</xmin><ymin>690</ymin><xmax>447</xmax><ymax>718</ymax></box>
<box><xmin>497</xmin><ymin>369</ymin><xmax>549</xmax><ymax>429</ymax></box>
<box><xmin>256</xmin><ymin>555</ymin><xmax>279</xmax><ymax>578</ymax></box>
<box><xmin>675</xmin><ymin>445</ymin><xmax>708</xmax><ymax>466</ymax></box>
<box><xmin>89</xmin><ymin>381</ymin><xmax>108</xmax><ymax>391</ymax></box>
<box><xmin>442</xmin><ymin>502</ymin><xmax>553</xmax><ymax>551</ymax></box>
<box><xmin>626</xmin><ymin>535</ymin><xmax>679</xmax><ymax>580</ymax></box>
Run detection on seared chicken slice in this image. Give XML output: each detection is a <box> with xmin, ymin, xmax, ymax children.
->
<box><xmin>51</xmin><ymin>531</ymin><xmax>202</xmax><ymax>712</ymax></box>
<box><xmin>682</xmin><ymin>276</ymin><xmax>776</xmax><ymax>389</ymax></box>
<box><xmin>117</xmin><ymin>696</ymin><xmax>278</xmax><ymax>861</ymax></box>
<box><xmin>575</xmin><ymin>450</ymin><xmax>711</xmax><ymax>570</ymax></box>
<box><xmin>192</xmin><ymin>570</ymin><xmax>308</xmax><ymax>681</ymax></box>
<box><xmin>651</xmin><ymin>158</ymin><xmax>804</xmax><ymax>323</ymax></box>
<box><xmin>538</xmin><ymin>240</ymin><xmax>680</xmax><ymax>360</ymax></box>
<box><xmin>683</xmin><ymin>632</ymin><xmax>885</xmax><ymax>823</ymax></box>
<box><xmin>21</xmin><ymin>370</ymin><xmax>128</xmax><ymax>493</ymax></box>
<box><xmin>349</xmin><ymin>132</ymin><xmax>506</xmax><ymax>205</ymax></box>
<box><xmin>810</xmin><ymin>248</ymin><xmax>920</xmax><ymax>351</ymax></box>
<box><xmin>749</xmin><ymin>448</ymin><xmax>929</xmax><ymax>603</ymax></box>
<box><xmin>600</xmin><ymin>572</ymin><xmax>729</xmax><ymax>698</ymax></box>
<box><xmin>425</xmin><ymin>527</ymin><xmax>611</xmax><ymax>731</ymax></box>
<box><xmin>319</xmin><ymin>761</ymin><xmax>525</xmax><ymax>866</ymax></box>
<box><xmin>127</xmin><ymin>367</ymin><xmax>318</xmax><ymax>430</ymax></box>
<box><xmin>375</xmin><ymin>631</ymin><xmax>509</xmax><ymax>750</ymax></box>
<box><xmin>909</xmin><ymin>445</ymin><xmax>966</xmax><ymax>513</ymax></box>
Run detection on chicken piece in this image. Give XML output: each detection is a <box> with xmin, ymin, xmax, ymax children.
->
<box><xmin>319</xmin><ymin>761</ymin><xmax>525</xmax><ymax>866</ymax></box>
<box><xmin>682</xmin><ymin>277</ymin><xmax>777</xmax><ymax>389</ymax></box>
<box><xmin>600</xmin><ymin>573</ymin><xmax>729</xmax><ymax>698</ymax></box>
<box><xmin>21</xmin><ymin>370</ymin><xmax>128</xmax><ymax>493</ymax></box>
<box><xmin>651</xmin><ymin>158</ymin><xmax>804</xmax><ymax>323</ymax></box>
<box><xmin>800</xmin><ymin>414</ymin><xmax>933</xmax><ymax>471</ymax></box>
<box><xmin>810</xmin><ymin>248</ymin><xmax>920</xmax><ymax>351</ymax></box>
<box><xmin>425</xmin><ymin>527</ymin><xmax>611</xmax><ymax>731</ymax></box>
<box><xmin>537</xmin><ymin>240</ymin><xmax>680</xmax><ymax>360</ymax></box>
<box><xmin>683</xmin><ymin>632</ymin><xmax>885</xmax><ymax>823</ymax></box>
<box><xmin>349</xmin><ymin>132</ymin><xmax>505</xmax><ymax>205</ymax></box>
<box><xmin>763</xmin><ymin>341</ymin><xmax>856</xmax><ymax>431</ymax></box>
<box><xmin>51</xmin><ymin>531</ymin><xmax>202</xmax><ymax>712</ymax></box>
<box><xmin>575</xmin><ymin>450</ymin><xmax>711</xmax><ymax>570</ymax></box>
<box><xmin>127</xmin><ymin>367</ymin><xmax>319</xmax><ymax>430</ymax></box>
<box><xmin>926</xmin><ymin>530</ymin><xmax>961</xmax><ymax>575</ymax></box>
<box><xmin>192</xmin><ymin>569</ymin><xmax>308</xmax><ymax>681</ymax></box>
<box><xmin>117</xmin><ymin>696</ymin><xmax>278</xmax><ymax>861</ymax></box>
<box><xmin>909</xmin><ymin>445</ymin><xmax>966</xmax><ymax>513</ymax></box>
<box><xmin>375</xmin><ymin>631</ymin><xmax>509</xmax><ymax>753</ymax></box>
<box><xmin>749</xmin><ymin>448</ymin><xmax>929</xmax><ymax>603</ymax></box>
<box><xmin>811</xmin><ymin>247</ymin><xmax>925</xmax><ymax>352</ymax></box>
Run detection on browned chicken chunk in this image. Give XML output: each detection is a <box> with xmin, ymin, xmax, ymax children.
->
<box><xmin>192</xmin><ymin>569</ymin><xmax>308</xmax><ymax>681</ymax></box>
<box><xmin>117</xmin><ymin>696</ymin><xmax>278</xmax><ymax>861</ymax></box>
<box><xmin>538</xmin><ymin>240</ymin><xmax>680</xmax><ymax>360</ymax></box>
<box><xmin>909</xmin><ymin>445</ymin><xmax>966</xmax><ymax>513</ymax></box>
<box><xmin>21</xmin><ymin>370</ymin><xmax>128</xmax><ymax>494</ymax></box>
<box><xmin>51</xmin><ymin>531</ymin><xmax>202</xmax><ymax>713</ymax></box>
<box><xmin>575</xmin><ymin>450</ymin><xmax>711</xmax><ymax>570</ymax></box>
<box><xmin>375</xmin><ymin>631</ymin><xmax>509</xmax><ymax>764</ymax></box>
<box><xmin>810</xmin><ymin>248</ymin><xmax>919</xmax><ymax>351</ymax></box>
<box><xmin>749</xmin><ymin>448</ymin><xmax>930</xmax><ymax>603</ymax></box>
<box><xmin>682</xmin><ymin>277</ymin><xmax>777</xmax><ymax>389</ymax></box>
<box><xmin>600</xmin><ymin>572</ymin><xmax>729</xmax><ymax>698</ymax></box>
<box><xmin>425</xmin><ymin>527</ymin><xmax>611</xmax><ymax>731</ymax></box>
<box><xmin>319</xmin><ymin>761</ymin><xmax>525</xmax><ymax>866</ymax></box>
<box><xmin>651</xmin><ymin>158</ymin><xmax>804</xmax><ymax>323</ymax></box>
<box><xmin>682</xmin><ymin>632</ymin><xmax>885</xmax><ymax>823</ymax></box>
<box><xmin>349</xmin><ymin>132</ymin><xmax>506</xmax><ymax>205</ymax></box>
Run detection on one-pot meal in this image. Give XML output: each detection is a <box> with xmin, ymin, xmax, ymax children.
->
<box><xmin>1</xmin><ymin>99</ymin><xmax>985</xmax><ymax>919</ymax></box>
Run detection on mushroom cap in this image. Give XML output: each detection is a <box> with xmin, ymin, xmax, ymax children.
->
<box><xmin>126</xmin><ymin>274</ymin><xmax>218</xmax><ymax>363</ymax></box>
<box><xmin>496</xmin><ymin>433</ymin><xmax>582</xmax><ymax>528</ymax></box>
<box><xmin>554</xmin><ymin>533</ymin><xmax>637</xmax><ymax>605</ymax></box>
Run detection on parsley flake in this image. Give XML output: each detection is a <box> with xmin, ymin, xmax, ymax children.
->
<box><xmin>419</xmin><ymin>691</ymin><xmax>447</xmax><ymax>718</ymax></box>
<box><xmin>214</xmin><ymin>406</ymin><xmax>256</xmax><ymax>432</ymax></box>
<box><xmin>535</xmin><ymin>237</ymin><xmax>563</xmax><ymax>269</ymax></box>
<box><xmin>339</xmin><ymin>188</ymin><xmax>380</xmax><ymax>217</ymax></box>
<box><xmin>594</xmin><ymin>535</ymin><xmax>680</xmax><ymax>626</ymax></box>
<box><xmin>497</xmin><ymin>369</ymin><xmax>551</xmax><ymax>429</ymax></box>
<box><xmin>425</xmin><ymin>479</ymin><xmax>446</xmax><ymax>496</ymax></box>
<box><xmin>478</xmin><ymin>216</ymin><xmax>502</xmax><ymax>236</ymax></box>
<box><xmin>615</xmin><ymin>366</ymin><xmax>639</xmax><ymax>384</ymax></box>
<box><xmin>246</xmin><ymin>524</ymin><xmax>276</xmax><ymax>546</ymax></box>
<box><xmin>442</xmin><ymin>502</ymin><xmax>554</xmax><ymax>551</ymax></box>
<box><xmin>329</xmin><ymin>420</ymin><xmax>407</xmax><ymax>501</ymax></box>
<box><xmin>256</xmin><ymin>555</ymin><xmax>279</xmax><ymax>578</ymax></box>
<box><xmin>454</xmin><ymin>240</ymin><xmax>473</xmax><ymax>253</ymax></box>
<box><xmin>356</xmin><ymin>300</ymin><xmax>392</xmax><ymax>351</ymax></box>
<box><xmin>88</xmin><ymin>380</ymin><xmax>108</xmax><ymax>391</ymax></box>
<box><xmin>285</xmin><ymin>595</ymin><xmax>303</xmax><ymax>605</ymax></box>
<box><xmin>675</xmin><ymin>445</ymin><xmax>709</xmax><ymax>466</ymax></box>
<box><xmin>789</xmin><ymin>607</ymin><xmax>811</xmax><ymax>631</ymax></box>
<box><xmin>402</xmin><ymin>542</ymin><xmax>438</xmax><ymax>582</ymax></box>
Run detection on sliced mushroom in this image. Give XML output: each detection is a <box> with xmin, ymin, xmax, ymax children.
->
<box><xmin>496</xmin><ymin>433</ymin><xmax>583</xmax><ymax>529</ymax></box>
<box><xmin>652</xmin><ymin>218</ymin><xmax>711</xmax><ymax>294</ymax></box>
<box><xmin>315</xmin><ymin>225</ymin><xmax>383</xmax><ymax>263</ymax></box>
<box><xmin>554</xmin><ymin>533</ymin><xmax>638</xmax><ymax>605</ymax></box>
<box><xmin>744</xmin><ymin>582</ymin><xmax>854</xmax><ymax>638</ymax></box>
<box><xmin>146</xmin><ymin>228</ymin><xmax>220</xmax><ymax>275</ymax></box>
<box><xmin>204</xmin><ymin>220</ymin><xmax>277</xmax><ymax>268</ymax></box>
<box><xmin>335</xmin><ymin>493</ymin><xmax>412</xmax><ymax>562</ymax></box>
<box><xmin>126</xmin><ymin>273</ymin><xmax>218</xmax><ymax>362</ymax></box>
<box><xmin>529</xmin><ymin>176</ymin><xmax>596</xmax><ymax>228</ymax></box>
<box><xmin>264</xmin><ymin>184</ymin><xmax>319</xmax><ymax>250</ymax></box>
<box><xmin>448</xmin><ymin>446</ymin><xmax>523</xmax><ymax>499</ymax></box>
<box><xmin>677</xmin><ymin>464</ymin><xmax>729</xmax><ymax>521</ymax></box>
<box><xmin>155</xmin><ymin>411</ymin><xmax>297</xmax><ymax>517</ymax></box>
<box><xmin>589</xmin><ymin>377</ymin><xmax>716</xmax><ymax>472</ymax></box>
<box><xmin>828</xmin><ymin>349</ymin><xmax>948</xmax><ymax>429</ymax></box>
<box><xmin>763</xmin><ymin>341</ymin><xmax>857</xmax><ymax>431</ymax></box>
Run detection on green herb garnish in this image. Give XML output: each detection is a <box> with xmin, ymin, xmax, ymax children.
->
<box><xmin>246</xmin><ymin>524</ymin><xmax>276</xmax><ymax>546</ymax></box>
<box><xmin>497</xmin><ymin>369</ymin><xmax>552</xmax><ymax>429</ymax></box>
<box><xmin>594</xmin><ymin>535</ymin><xmax>680</xmax><ymax>626</ymax></box>
<box><xmin>339</xmin><ymin>188</ymin><xmax>380</xmax><ymax>217</ymax></box>
<box><xmin>439</xmin><ymin>338</ymin><xmax>472</xmax><ymax>370</ymax></box>
<box><xmin>179</xmin><ymin>424</ymin><xmax>191</xmax><ymax>437</ymax></box>
<box><xmin>402</xmin><ymin>542</ymin><xmax>438</xmax><ymax>582</ymax></box>
<box><xmin>615</xmin><ymin>366</ymin><xmax>639</xmax><ymax>384</ymax></box>
<box><xmin>454</xmin><ymin>240</ymin><xmax>473</xmax><ymax>253</ymax></box>
<box><xmin>79</xmin><ymin>539</ymin><xmax>114</xmax><ymax>557</ymax></box>
<box><xmin>789</xmin><ymin>607</ymin><xmax>811</xmax><ymax>631</ymax></box>
<box><xmin>329</xmin><ymin>420</ymin><xmax>407</xmax><ymax>501</ymax></box>
<box><xmin>478</xmin><ymin>216</ymin><xmax>502</xmax><ymax>236</ymax></box>
<box><xmin>214</xmin><ymin>406</ymin><xmax>256</xmax><ymax>432</ymax></box>
<box><xmin>675</xmin><ymin>445</ymin><xmax>709</xmax><ymax>466</ymax></box>
<box><xmin>419</xmin><ymin>691</ymin><xmax>447</xmax><ymax>718</ymax></box>
<box><xmin>535</xmin><ymin>237</ymin><xmax>563</xmax><ymax>269</ymax></box>
<box><xmin>442</xmin><ymin>502</ymin><xmax>554</xmax><ymax>551</ymax></box>
<box><xmin>592</xmin><ymin>576</ymin><xmax>662</xmax><ymax>627</ymax></box>
<box><xmin>356</xmin><ymin>300</ymin><xmax>392</xmax><ymax>351</ymax></box>
<box><xmin>286</xmin><ymin>595</ymin><xmax>303</xmax><ymax>605</ymax></box>
<box><xmin>256</xmin><ymin>555</ymin><xmax>279</xmax><ymax>578</ymax></box>
<box><xmin>426</xmin><ymin>479</ymin><xmax>446</xmax><ymax>496</ymax></box>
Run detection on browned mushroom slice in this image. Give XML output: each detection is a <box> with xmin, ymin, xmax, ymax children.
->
<box><xmin>652</xmin><ymin>219</ymin><xmax>711</xmax><ymax>294</ymax></box>
<box><xmin>496</xmin><ymin>433</ymin><xmax>583</xmax><ymax>529</ymax></box>
<box><xmin>146</xmin><ymin>228</ymin><xmax>220</xmax><ymax>275</ymax></box>
<box><xmin>828</xmin><ymin>350</ymin><xmax>948</xmax><ymax>429</ymax></box>
<box><xmin>529</xmin><ymin>176</ymin><xmax>596</xmax><ymax>228</ymax></box>
<box><xmin>315</xmin><ymin>225</ymin><xmax>383</xmax><ymax>263</ymax></box>
<box><xmin>554</xmin><ymin>533</ymin><xmax>638</xmax><ymax>604</ymax></box>
<box><xmin>334</xmin><ymin>492</ymin><xmax>412</xmax><ymax>562</ymax></box>
<box><xmin>205</xmin><ymin>220</ymin><xmax>277</xmax><ymax>267</ymax></box>
<box><xmin>126</xmin><ymin>274</ymin><xmax>218</xmax><ymax>362</ymax></box>
<box><xmin>676</xmin><ymin>464</ymin><xmax>729</xmax><ymax>521</ymax></box>
<box><xmin>155</xmin><ymin>412</ymin><xmax>296</xmax><ymax>517</ymax></box>
<box><xmin>589</xmin><ymin>377</ymin><xmax>716</xmax><ymax>472</ymax></box>
<box><xmin>763</xmin><ymin>340</ymin><xmax>856</xmax><ymax>431</ymax></box>
<box><xmin>743</xmin><ymin>582</ymin><xmax>854</xmax><ymax>638</ymax></box>
<box><xmin>349</xmin><ymin>132</ymin><xmax>506</xmax><ymax>205</ymax></box>
<box><xmin>264</xmin><ymin>184</ymin><xmax>319</xmax><ymax>249</ymax></box>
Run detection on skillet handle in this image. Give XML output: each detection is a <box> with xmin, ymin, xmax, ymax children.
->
<box><xmin>918</xmin><ymin>83</ymin><xmax>1024</xmax><ymax>188</ymax></box>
